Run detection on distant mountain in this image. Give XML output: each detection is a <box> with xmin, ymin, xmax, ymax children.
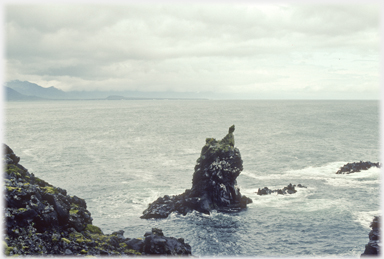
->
<box><xmin>5</xmin><ymin>87</ymin><xmax>46</xmax><ymax>101</ymax></box>
<box><xmin>6</xmin><ymin>80</ymin><xmax>68</xmax><ymax>99</ymax></box>
<box><xmin>5</xmin><ymin>80</ymin><xmax>209</xmax><ymax>101</ymax></box>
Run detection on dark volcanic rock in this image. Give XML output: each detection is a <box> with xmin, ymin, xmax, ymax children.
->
<box><xmin>143</xmin><ymin>228</ymin><xmax>191</xmax><ymax>255</ymax></box>
<box><xmin>361</xmin><ymin>216</ymin><xmax>380</xmax><ymax>256</ymax></box>
<box><xmin>141</xmin><ymin>125</ymin><xmax>252</xmax><ymax>219</ymax></box>
<box><xmin>336</xmin><ymin>161</ymin><xmax>380</xmax><ymax>174</ymax></box>
<box><xmin>3</xmin><ymin>144</ymin><xmax>191</xmax><ymax>256</ymax></box>
<box><xmin>257</xmin><ymin>183</ymin><xmax>307</xmax><ymax>195</ymax></box>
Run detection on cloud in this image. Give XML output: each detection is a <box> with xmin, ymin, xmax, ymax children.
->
<box><xmin>4</xmin><ymin>3</ymin><xmax>380</xmax><ymax>99</ymax></box>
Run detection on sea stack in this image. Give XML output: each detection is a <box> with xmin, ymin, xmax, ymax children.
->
<box><xmin>141</xmin><ymin>125</ymin><xmax>252</xmax><ymax>219</ymax></box>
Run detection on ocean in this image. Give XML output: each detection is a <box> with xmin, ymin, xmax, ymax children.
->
<box><xmin>4</xmin><ymin>100</ymin><xmax>380</xmax><ymax>257</ymax></box>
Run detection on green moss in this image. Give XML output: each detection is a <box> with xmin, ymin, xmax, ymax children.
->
<box><xmin>41</xmin><ymin>186</ymin><xmax>58</xmax><ymax>194</ymax></box>
<box><xmin>80</xmin><ymin>249</ymin><xmax>88</xmax><ymax>254</ymax></box>
<box><xmin>17</xmin><ymin>208</ymin><xmax>28</xmax><ymax>213</ymax></box>
<box><xmin>69</xmin><ymin>232</ymin><xmax>83</xmax><ymax>239</ymax></box>
<box><xmin>69</xmin><ymin>209</ymin><xmax>79</xmax><ymax>215</ymax></box>
<box><xmin>85</xmin><ymin>224</ymin><xmax>103</xmax><ymax>234</ymax></box>
<box><xmin>125</xmin><ymin>249</ymin><xmax>141</xmax><ymax>255</ymax></box>
<box><xmin>5</xmin><ymin>247</ymin><xmax>12</xmax><ymax>256</ymax></box>
<box><xmin>76</xmin><ymin>237</ymin><xmax>92</xmax><ymax>243</ymax></box>
<box><xmin>88</xmin><ymin>233</ymin><xmax>110</xmax><ymax>243</ymax></box>
<box><xmin>205</xmin><ymin>138</ymin><xmax>216</xmax><ymax>144</ymax></box>
<box><xmin>61</xmin><ymin>238</ymin><xmax>71</xmax><ymax>244</ymax></box>
<box><xmin>5</xmin><ymin>164</ymin><xmax>23</xmax><ymax>178</ymax></box>
<box><xmin>69</xmin><ymin>231</ymin><xmax>92</xmax><ymax>243</ymax></box>
<box><xmin>6</xmin><ymin>186</ymin><xmax>22</xmax><ymax>192</ymax></box>
<box><xmin>119</xmin><ymin>243</ymin><xmax>127</xmax><ymax>248</ymax></box>
<box><xmin>4</xmin><ymin>242</ymin><xmax>13</xmax><ymax>256</ymax></box>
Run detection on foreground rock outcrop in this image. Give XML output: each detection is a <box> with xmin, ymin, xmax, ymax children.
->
<box><xmin>3</xmin><ymin>144</ymin><xmax>191</xmax><ymax>256</ymax></box>
<box><xmin>256</xmin><ymin>183</ymin><xmax>307</xmax><ymax>195</ymax></box>
<box><xmin>141</xmin><ymin>125</ymin><xmax>252</xmax><ymax>219</ymax></box>
<box><xmin>336</xmin><ymin>161</ymin><xmax>380</xmax><ymax>174</ymax></box>
<box><xmin>361</xmin><ymin>216</ymin><xmax>380</xmax><ymax>256</ymax></box>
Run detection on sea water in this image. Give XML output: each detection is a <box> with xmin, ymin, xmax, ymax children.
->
<box><xmin>4</xmin><ymin>100</ymin><xmax>380</xmax><ymax>257</ymax></box>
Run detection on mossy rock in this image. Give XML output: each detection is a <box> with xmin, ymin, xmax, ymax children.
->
<box><xmin>61</xmin><ymin>238</ymin><xmax>71</xmax><ymax>244</ymax></box>
<box><xmin>76</xmin><ymin>237</ymin><xmax>92</xmax><ymax>243</ymax></box>
<box><xmin>125</xmin><ymin>249</ymin><xmax>142</xmax><ymax>255</ymax></box>
<box><xmin>6</xmin><ymin>186</ymin><xmax>22</xmax><ymax>193</ymax></box>
<box><xmin>41</xmin><ymin>186</ymin><xmax>59</xmax><ymax>194</ymax></box>
<box><xmin>69</xmin><ymin>231</ymin><xmax>84</xmax><ymax>239</ymax></box>
<box><xmin>69</xmin><ymin>209</ymin><xmax>79</xmax><ymax>215</ymax></box>
<box><xmin>119</xmin><ymin>243</ymin><xmax>128</xmax><ymax>248</ymax></box>
<box><xmin>87</xmin><ymin>233</ymin><xmax>110</xmax><ymax>243</ymax></box>
<box><xmin>4</xmin><ymin>242</ymin><xmax>13</xmax><ymax>256</ymax></box>
<box><xmin>17</xmin><ymin>208</ymin><xmax>28</xmax><ymax>213</ymax></box>
<box><xmin>85</xmin><ymin>224</ymin><xmax>103</xmax><ymax>235</ymax></box>
<box><xmin>70</xmin><ymin>203</ymin><xmax>80</xmax><ymax>208</ymax></box>
<box><xmin>5</xmin><ymin>164</ymin><xmax>24</xmax><ymax>178</ymax></box>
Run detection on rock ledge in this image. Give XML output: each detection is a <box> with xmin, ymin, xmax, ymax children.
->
<box><xmin>336</xmin><ymin>161</ymin><xmax>380</xmax><ymax>174</ymax></box>
<box><xmin>3</xmin><ymin>144</ymin><xmax>191</xmax><ymax>256</ymax></box>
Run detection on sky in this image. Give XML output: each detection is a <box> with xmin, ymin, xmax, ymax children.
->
<box><xmin>3</xmin><ymin>1</ymin><xmax>382</xmax><ymax>99</ymax></box>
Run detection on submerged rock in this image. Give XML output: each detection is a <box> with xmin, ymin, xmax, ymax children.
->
<box><xmin>361</xmin><ymin>216</ymin><xmax>380</xmax><ymax>256</ymax></box>
<box><xmin>336</xmin><ymin>161</ymin><xmax>380</xmax><ymax>174</ymax></box>
<box><xmin>141</xmin><ymin>125</ymin><xmax>252</xmax><ymax>219</ymax></box>
<box><xmin>256</xmin><ymin>183</ymin><xmax>307</xmax><ymax>195</ymax></box>
<box><xmin>3</xmin><ymin>144</ymin><xmax>191</xmax><ymax>256</ymax></box>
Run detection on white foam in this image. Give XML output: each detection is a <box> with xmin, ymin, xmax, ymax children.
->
<box><xmin>246</xmin><ymin>187</ymin><xmax>315</xmax><ymax>209</ymax></box>
<box><xmin>242</xmin><ymin>162</ymin><xmax>347</xmax><ymax>182</ymax></box>
<box><xmin>241</xmin><ymin>170</ymin><xmax>287</xmax><ymax>180</ymax></box>
<box><xmin>324</xmin><ymin>167</ymin><xmax>380</xmax><ymax>188</ymax></box>
<box><xmin>245</xmin><ymin>162</ymin><xmax>381</xmax><ymax>188</ymax></box>
<box><xmin>250</xmin><ymin>195</ymin><xmax>351</xmax><ymax>214</ymax></box>
<box><xmin>353</xmin><ymin>210</ymin><xmax>380</xmax><ymax>229</ymax></box>
<box><xmin>285</xmin><ymin>161</ymin><xmax>346</xmax><ymax>178</ymax></box>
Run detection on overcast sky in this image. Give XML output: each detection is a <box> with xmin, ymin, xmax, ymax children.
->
<box><xmin>4</xmin><ymin>2</ymin><xmax>381</xmax><ymax>99</ymax></box>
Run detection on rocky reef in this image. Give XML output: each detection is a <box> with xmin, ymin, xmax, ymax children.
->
<box><xmin>141</xmin><ymin>125</ymin><xmax>252</xmax><ymax>219</ymax></box>
<box><xmin>3</xmin><ymin>144</ymin><xmax>191</xmax><ymax>256</ymax></box>
<box><xmin>361</xmin><ymin>216</ymin><xmax>380</xmax><ymax>256</ymax></box>
<box><xmin>256</xmin><ymin>183</ymin><xmax>307</xmax><ymax>195</ymax></box>
<box><xmin>336</xmin><ymin>161</ymin><xmax>380</xmax><ymax>174</ymax></box>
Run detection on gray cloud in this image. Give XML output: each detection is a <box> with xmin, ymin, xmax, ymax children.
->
<box><xmin>4</xmin><ymin>3</ymin><xmax>380</xmax><ymax>99</ymax></box>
